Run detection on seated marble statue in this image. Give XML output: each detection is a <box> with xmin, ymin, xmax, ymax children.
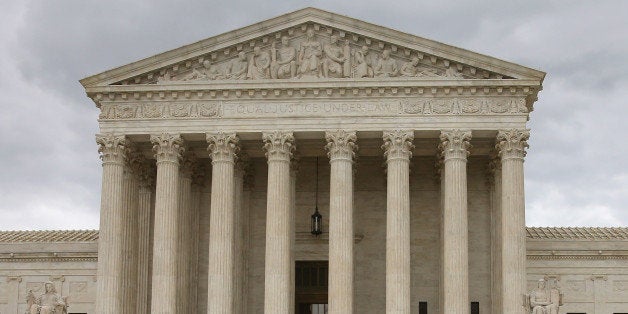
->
<box><xmin>353</xmin><ymin>45</ymin><xmax>373</xmax><ymax>78</ymax></box>
<box><xmin>26</xmin><ymin>282</ymin><xmax>68</xmax><ymax>314</ymax></box>
<box><xmin>374</xmin><ymin>49</ymin><xmax>398</xmax><ymax>77</ymax></box>
<box><xmin>322</xmin><ymin>35</ymin><xmax>349</xmax><ymax>78</ymax></box>
<box><xmin>225</xmin><ymin>51</ymin><xmax>248</xmax><ymax>80</ymax></box>
<box><xmin>271</xmin><ymin>36</ymin><xmax>297</xmax><ymax>79</ymax></box>
<box><xmin>528</xmin><ymin>279</ymin><xmax>559</xmax><ymax>314</ymax></box>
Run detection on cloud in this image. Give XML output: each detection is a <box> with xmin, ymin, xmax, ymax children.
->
<box><xmin>0</xmin><ymin>1</ymin><xmax>626</xmax><ymax>230</ymax></box>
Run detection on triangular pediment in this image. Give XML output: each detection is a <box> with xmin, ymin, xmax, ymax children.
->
<box><xmin>80</xmin><ymin>8</ymin><xmax>544</xmax><ymax>88</ymax></box>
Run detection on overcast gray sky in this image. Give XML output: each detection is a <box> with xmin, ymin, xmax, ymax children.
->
<box><xmin>1</xmin><ymin>1</ymin><xmax>627</xmax><ymax>230</ymax></box>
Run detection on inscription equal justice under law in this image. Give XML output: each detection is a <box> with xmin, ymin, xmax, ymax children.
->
<box><xmin>221</xmin><ymin>101</ymin><xmax>401</xmax><ymax>118</ymax></box>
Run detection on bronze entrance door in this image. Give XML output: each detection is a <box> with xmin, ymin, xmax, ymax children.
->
<box><xmin>295</xmin><ymin>261</ymin><xmax>328</xmax><ymax>314</ymax></box>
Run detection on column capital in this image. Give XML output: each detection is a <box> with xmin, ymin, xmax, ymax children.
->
<box><xmin>191</xmin><ymin>163</ymin><xmax>206</xmax><ymax>188</ymax></box>
<box><xmin>325</xmin><ymin>130</ymin><xmax>357</xmax><ymax>162</ymax></box>
<box><xmin>96</xmin><ymin>133</ymin><xmax>127</xmax><ymax>165</ymax></box>
<box><xmin>263</xmin><ymin>131</ymin><xmax>295</xmax><ymax>162</ymax></box>
<box><xmin>382</xmin><ymin>130</ymin><xmax>414</xmax><ymax>162</ymax></box>
<box><xmin>125</xmin><ymin>144</ymin><xmax>144</xmax><ymax>175</ymax></box>
<box><xmin>137</xmin><ymin>160</ymin><xmax>157</xmax><ymax>189</ymax></box>
<box><xmin>151</xmin><ymin>133</ymin><xmax>185</xmax><ymax>164</ymax></box>
<box><xmin>180</xmin><ymin>152</ymin><xmax>198</xmax><ymax>179</ymax></box>
<box><xmin>496</xmin><ymin>129</ymin><xmax>530</xmax><ymax>160</ymax></box>
<box><xmin>438</xmin><ymin>129</ymin><xmax>472</xmax><ymax>162</ymax></box>
<box><xmin>207</xmin><ymin>132</ymin><xmax>239</xmax><ymax>164</ymax></box>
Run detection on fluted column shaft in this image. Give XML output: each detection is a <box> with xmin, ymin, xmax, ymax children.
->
<box><xmin>95</xmin><ymin>134</ymin><xmax>127</xmax><ymax>314</ymax></box>
<box><xmin>136</xmin><ymin>161</ymin><xmax>155</xmax><ymax>314</ymax></box>
<box><xmin>263</xmin><ymin>131</ymin><xmax>295</xmax><ymax>314</ymax></box>
<box><xmin>150</xmin><ymin>133</ymin><xmax>184</xmax><ymax>314</ymax></box>
<box><xmin>439</xmin><ymin>129</ymin><xmax>471</xmax><ymax>314</ymax></box>
<box><xmin>497</xmin><ymin>129</ymin><xmax>529</xmax><ymax>314</ymax></box>
<box><xmin>177</xmin><ymin>154</ymin><xmax>196</xmax><ymax>314</ymax></box>
<box><xmin>289</xmin><ymin>159</ymin><xmax>298</xmax><ymax>314</ymax></box>
<box><xmin>120</xmin><ymin>148</ymin><xmax>141</xmax><ymax>314</ymax></box>
<box><xmin>189</xmin><ymin>168</ymin><xmax>204</xmax><ymax>313</ymax></box>
<box><xmin>383</xmin><ymin>130</ymin><xmax>414</xmax><ymax>314</ymax></box>
<box><xmin>234</xmin><ymin>157</ymin><xmax>248</xmax><ymax>314</ymax></box>
<box><xmin>207</xmin><ymin>132</ymin><xmax>239</xmax><ymax>314</ymax></box>
<box><xmin>326</xmin><ymin>130</ymin><xmax>357</xmax><ymax>314</ymax></box>
<box><xmin>489</xmin><ymin>155</ymin><xmax>503</xmax><ymax>314</ymax></box>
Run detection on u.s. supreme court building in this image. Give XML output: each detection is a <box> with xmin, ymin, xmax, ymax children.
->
<box><xmin>2</xmin><ymin>7</ymin><xmax>628</xmax><ymax>314</ymax></box>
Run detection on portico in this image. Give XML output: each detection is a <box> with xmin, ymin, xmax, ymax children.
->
<box><xmin>81</xmin><ymin>8</ymin><xmax>544</xmax><ymax>314</ymax></box>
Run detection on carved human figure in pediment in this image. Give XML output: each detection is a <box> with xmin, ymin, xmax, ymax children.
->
<box><xmin>26</xmin><ymin>282</ymin><xmax>69</xmax><ymax>314</ymax></box>
<box><xmin>322</xmin><ymin>35</ymin><xmax>350</xmax><ymax>78</ymax></box>
<box><xmin>247</xmin><ymin>46</ymin><xmax>271</xmax><ymax>80</ymax></box>
<box><xmin>184</xmin><ymin>60</ymin><xmax>222</xmax><ymax>81</ymax></box>
<box><xmin>354</xmin><ymin>45</ymin><xmax>374</xmax><ymax>78</ymax></box>
<box><xmin>374</xmin><ymin>49</ymin><xmax>398</xmax><ymax>77</ymax></box>
<box><xmin>298</xmin><ymin>28</ymin><xmax>323</xmax><ymax>78</ymax></box>
<box><xmin>445</xmin><ymin>65</ymin><xmax>464</xmax><ymax>78</ymax></box>
<box><xmin>528</xmin><ymin>278</ymin><xmax>561</xmax><ymax>314</ymax></box>
<box><xmin>225</xmin><ymin>51</ymin><xmax>248</xmax><ymax>80</ymax></box>
<box><xmin>271</xmin><ymin>36</ymin><xmax>297</xmax><ymax>79</ymax></box>
<box><xmin>400</xmin><ymin>57</ymin><xmax>421</xmax><ymax>77</ymax></box>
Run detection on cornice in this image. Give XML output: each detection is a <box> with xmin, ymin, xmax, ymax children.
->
<box><xmin>79</xmin><ymin>8</ymin><xmax>544</xmax><ymax>88</ymax></box>
<box><xmin>0</xmin><ymin>252</ymin><xmax>98</xmax><ymax>263</ymax></box>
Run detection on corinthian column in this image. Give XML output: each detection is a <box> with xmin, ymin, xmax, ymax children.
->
<box><xmin>496</xmin><ymin>129</ymin><xmax>529</xmax><ymax>314</ymax></box>
<box><xmin>177</xmin><ymin>153</ymin><xmax>196</xmax><ymax>314</ymax></box>
<box><xmin>121</xmin><ymin>147</ymin><xmax>141</xmax><ymax>314</ymax></box>
<box><xmin>325</xmin><ymin>130</ymin><xmax>357</xmax><ymax>314</ymax></box>
<box><xmin>439</xmin><ymin>129</ymin><xmax>471</xmax><ymax>314</ymax></box>
<box><xmin>136</xmin><ymin>160</ymin><xmax>156</xmax><ymax>314</ymax></box>
<box><xmin>263</xmin><ymin>131</ymin><xmax>295</xmax><ymax>314</ymax></box>
<box><xmin>234</xmin><ymin>154</ymin><xmax>249</xmax><ymax>314</ymax></box>
<box><xmin>206</xmin><ymin>132</ymin><xmax>239</xmax><ymax>314</ymax></box>
<box><xmin>383</xmin><ymin>130</ymin><xmax>414</xmax><ymax>314</ymax></box>
<box><xmin>95</xmin><ymin>134</ymin><xmax>127</xmax><ymax>314</ymax></box>
<box><xmin>150</xmin><ymin>133</ymin><xmax>184</xmax><ymax>314</ymax></box>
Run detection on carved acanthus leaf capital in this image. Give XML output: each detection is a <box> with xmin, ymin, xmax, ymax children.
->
<box><xmin>496</xmin><ymin>129</ymin><xmax>530</xmax><ymax>160</ymax></box>
<box><xmin>263</xmin><ymin>131</ymin><xmax>295</xmax><ymax>162</ymax></box>
<box><xmin>325</xmin><ymin>130</ymin><xmax>358</xmax><ymax>162</ymax></box>
<box><xmin>137</xmin><ymin>160</ymin><xmax>157</xmax><ymax>189</ymax></box>
<box><xmin>150</xmin><ymin>133</ymin><xmax>185</xmax><ymax>164</ymax></box>
<box><xmin>96</xmin><ymin>134</ymin><xmax>127</xmax><ymax>165</ymax></box>
<box><xmin>180</xmin><ymin>152</ymin><xmax>198</xmax><ymax>179</ymax></box>
<box><xmin>124</xmin><ymin>144</ymin><xmax>145</xmax><ymax>175</ymax></box>
<box><xmin>438</xmin><ymin>129</ymin><xmax>472</xmax><ymax>161</ymax></box>
<box><xmin>382</xmin><ymin>130</ymin><xmax>414</xmax><ymax>162</ymax></box>
<box><xmin>207</xmin><ymin>132</ymin><xmax>239</xmax><ymax>163</ymax></box>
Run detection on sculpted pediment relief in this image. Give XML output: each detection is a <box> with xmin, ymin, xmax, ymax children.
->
<box><xmin>151</xmin><ymin>26</ymin><xmax>477</xmax><ymax>85</ymax></box>
<box><xmin>81</xmin><ymin>8</ymin><xmax>544</xmax><ymax>89</ymax></box>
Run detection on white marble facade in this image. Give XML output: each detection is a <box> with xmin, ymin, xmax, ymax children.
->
<box><xmin>1</xmin><ymin>7</ymin><xmax>627</xmax><ymax>314</ymax></box>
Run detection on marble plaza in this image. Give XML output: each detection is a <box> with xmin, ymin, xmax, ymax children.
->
<box><xmin>1</xmin><ymin>7</ymin><xmax>627</xmax><ymax>314</ymax></box>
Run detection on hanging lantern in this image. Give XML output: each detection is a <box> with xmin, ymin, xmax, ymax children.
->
<box><xmin>311</xmin><ymin>157</ymin><xmax>323</xmax><ymax>236</ymax></box>
<box><xmin>311</xmin><ymin>206</ymin><xmax>322</xmax><ymax>236</ymax></box>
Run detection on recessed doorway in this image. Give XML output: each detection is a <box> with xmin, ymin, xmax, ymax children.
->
<box><xmin>295</xmin><ymin>261</ymin><xmax>328</xmax><ymax>314</ymax></box>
